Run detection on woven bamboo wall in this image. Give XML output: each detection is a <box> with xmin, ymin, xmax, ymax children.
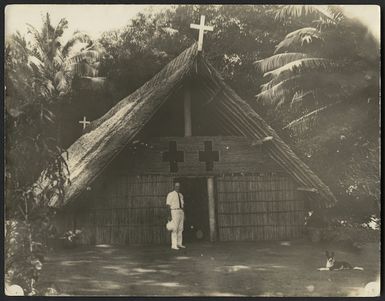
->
<box><xmin>70</xmin><ymin>174</ymin><xmax>173</xmax><ymax>245</ymax></box>
<box><xmin>216</xmin><ymin>173</ymin><xmax>304</xmax><ymax>241</ymax></box>
<box><xmin>57</xmin><ymin>171</ymin><xmax>304</xmax><ymax>244</ymax></box>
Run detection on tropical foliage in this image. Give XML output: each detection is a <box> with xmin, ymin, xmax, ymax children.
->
<box><xmin>5</xmin><ymin>13</ymin><xmax>104</xmax><ymax>295</ymax></box>
<box><xmin>254</xmin><ymin>5</ymin><xmax>379</xmax><ymax>220</ymax></box>
<box><xmin>255</xmin><ymin>6</ymin><xmax>378</xmax><ymax>132</ymax></box>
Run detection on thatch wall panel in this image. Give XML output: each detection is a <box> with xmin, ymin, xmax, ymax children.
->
<box><xmin>217</xmin><ymin>173</ymin><xmax>305</xmax><ymax>241</ymax></box>
<box><xmin>68</xmin><ymin>174</ymin><xmax>172</xmax><ymax>245</ymax></box>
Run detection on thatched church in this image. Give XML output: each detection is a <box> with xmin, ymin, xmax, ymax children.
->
<box><xmin>41</xmin><ymin>41</ymin><xmax>337</xmax><ymax>245</ymax></box>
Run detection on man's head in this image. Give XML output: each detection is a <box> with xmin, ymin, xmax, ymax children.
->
<box><xmin>174</xmin><ymin>182</ymin><xmax>181</xmax><ymax>192</ymax></box>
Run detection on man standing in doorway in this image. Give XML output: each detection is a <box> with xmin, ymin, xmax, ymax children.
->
<box><xmin>166</xmin><ymin>182</ymin><xmax>186</xmax><ymax>250</ymax></box>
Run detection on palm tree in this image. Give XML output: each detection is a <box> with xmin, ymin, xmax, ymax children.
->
<box><xmin>6</xmin><ymin>13</ymin><xmax>105</xmax><ymax>116</ymax></box>
<box><xmin>254</xmin><ymin>5</ymin><xmax>380</xmax><ymax>221</ymax></box>
<box><xmin>26</xmin><ymin>13</ymin><xmax>105</xmax><ymax>100</ymax></box>
<box><xmin>5</xmin><ymin>14</ymin><xmax>106</xmax><ymax>294</ymax></box>
<box><xmin>254</xmin><ymin>5</ymin><xmax>378</xmax><ymax>135</ymax></box>
<box><xmin>5</xmin><ymin>13</ymin><xmax>105</xmax><ymax>210</ymax></box>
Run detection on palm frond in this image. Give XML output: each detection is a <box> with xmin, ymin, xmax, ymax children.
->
<box><xmin>254</xmin><ymin>53</ymin><xmax>309</xmax><ymax>73</ymax></box>
<box><xmin>26</xmin><ymin>24</ymin><xmax>47</xmax><ymax>61</ymax></box>
<box><xmin>290</xmin><ymin>90</ymin><xmax>315</xmax><ymax>108</ymax></box>
<box><xmin>256</xmin><ymin>76</ymin><xmax>300</xmax><ymax>105</ymax></box>
<box><xmin>62</xmin><ymin>31</ymin><xmax>92</xmax><ymax>57</ymax></box>
<box><xmin>275</xmin><ymin>5</ymin><xmax>336</xmax><ymax>23</ymax></box>
<box><xmin>26</xmin><ymin>23</ymin><xmax>41</xmax><ymax>40</ymax></box>
<box><xmin>312</xmin><ymin>9</ymin><xmax>343</xmax><ymax>30</ymax></box>
<box><xmin>265</xmin><ymin>58</ymin><xmax>337</xmax><ymax>80</ymax></box>
<box><xmin>53</xmin><ymin>18</ymin><xmax>68</xmax><ymax>40</ymax></box>
<box><xmin>282</xmin><ymin>100</ymin><xmax>343</xmax><ymax>134</ymax></box>
<box><xmin>285</xmin><ymin>27</ymin><xmax>320</xmax><ymax>39</ymax></box>
<box><xmin>54</xmin><ymin>71</ymin><xmax>69</xmax><ymax>92</ymax></box>
<box><xmin>265</xmin><ymin>70</ymin><xmax>357</xmax><ymax>94</ymax></box>
<box><xmin>40</xmin><ymin>13</ymin><xmax>52</xmax><ymax>39</ymax></box>
<box><xmin>53</xmin><ymin>50</ymin><xmax>64</xmax><ymax>69</ymax></box>
<box><xmin>68</xmin><ymin>62</ymin><xmax>98</xmax><ymax>77</ymax></box>
<box><xmin>256</xmin><ymin>70</ymin><xmax>353</xmax><ymax>110</ymax></box>
<box><xmin>275</xmin><ymin>97</ymin><xmax>287</xmax><ymax>111</ymax></box>
<box><xmin>9</xmin><ymin>32</ymin><xmax>29</xmax><ymax>57</ymax></box>
<box><xmin>275</xmin><ymin>5</ymin><xmax>321</xmax><ymax>20</ymax></box>
<box><xmin>274</xmin><ymin>27</ymin><xmax>322</xmax><ymax>54</ymax></box>
<box><xmin>326</xmin><ymin>5</ymin><xmax>345</xmax><ymax>22</ymax></box>
<box><xmin>67</xmin><ymin>49</ymin><xmax>102</xmax><ymax>65</ymax></box>
<box><xmin>27</xmin><ymin>56</ymin><xmax>45</xmax><ymax>74</ymax></box>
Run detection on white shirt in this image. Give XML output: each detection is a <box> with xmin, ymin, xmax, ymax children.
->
<box><xmin>166</xmin><ymin>191</ymin><xmax>184</xmax><ymax>209</ymax></box>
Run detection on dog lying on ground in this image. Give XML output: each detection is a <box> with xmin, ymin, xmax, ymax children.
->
<box><xmin>318</xmin><ymin>251</ymin><xmax>364</xmax><ymax>271</ymax></box>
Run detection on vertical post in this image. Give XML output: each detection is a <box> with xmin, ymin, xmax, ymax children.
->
<box><xmin>184</xmin><ymin>87</ymin><xmax>192</xmax><ymax>136</ymax></box>
<box><xmin>207</xmin><ymin>176</ymin><xmax>216</xmax><ymax>242</ymax></box>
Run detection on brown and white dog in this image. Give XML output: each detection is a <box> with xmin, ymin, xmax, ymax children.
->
<box><xmin>318</xmin><ymin>251</ymin><xmax>364</xmax><ymax>271</ymax></box>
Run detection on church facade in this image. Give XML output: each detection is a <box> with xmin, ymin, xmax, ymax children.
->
<box><xmin>40</xmin><ymin>43</ymin><xmax>336</xmax><ymax>245</ymax></box>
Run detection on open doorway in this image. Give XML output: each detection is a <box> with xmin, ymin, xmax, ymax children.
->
<box><xmin>175</xmin><ymin>177</ymin><xmax>209</xmax><ymax>242</ymax></box>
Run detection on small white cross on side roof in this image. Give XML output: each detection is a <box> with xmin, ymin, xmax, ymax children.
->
<box><xmin>79</xmin><ymin>116</ymin><xmax>90</xmax><ymax>130</ymax></box>
<box><xmin>190</xmin><ymin>15</ymin><xmax>214</xmax><ymax>52</ymax></box>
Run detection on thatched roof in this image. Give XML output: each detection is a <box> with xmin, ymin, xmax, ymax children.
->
<box><xmin>34</xmin><ymin>42</ymin><xmax>337</xmax><ymax>208</ymax></box>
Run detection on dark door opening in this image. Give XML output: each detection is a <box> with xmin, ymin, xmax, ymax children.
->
<box><xmin>175</xmin><ymin>177</ymin><xmax>209</xmax><ymax>242</ymax></box>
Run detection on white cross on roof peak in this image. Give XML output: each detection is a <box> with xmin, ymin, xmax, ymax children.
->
<box><xmin>190</xmin><ymin>15</ymin><xmax>214</xmax><ymax>52</ymax></box>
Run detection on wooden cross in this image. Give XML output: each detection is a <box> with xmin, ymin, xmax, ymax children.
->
<box><xmin>190</xmin><ymin>15</ymin><xmax>214</xmax><ymax>51</ymax></box>
<box><xmin>162</xmin><ymin>141</ymin><xmax>184</xmax><ymax>172</ymax></box>
<box><xmin>79</xmin><ymin>116</ymin><xmax>90</xmax><ymax>130</ymax></box>
<box><xmin>199</xmin><ymin>141</ymin><xmax>219</xmax><ymax>171</ymax></box>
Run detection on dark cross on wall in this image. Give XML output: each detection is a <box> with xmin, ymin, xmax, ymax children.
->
<box><xmin>199</xmin><ymin>141</ymin><xmax>219</xmax><ymax>171</ymax></box>
<box><xmin>162</xmin><ymin>141</ymin><xmax>184</xmax><ymax>172</ymax></box>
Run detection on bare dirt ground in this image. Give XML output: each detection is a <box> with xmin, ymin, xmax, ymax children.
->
<box><xmin>38</xmin><ymin>240</ymin><xmax>380</xmax><ymax>296</ymax></box>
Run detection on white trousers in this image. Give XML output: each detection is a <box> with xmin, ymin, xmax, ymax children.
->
<box><xmin>171</xmin><ymin>210</ymin><xmax>184</xmax><ymax>248</ymax></box>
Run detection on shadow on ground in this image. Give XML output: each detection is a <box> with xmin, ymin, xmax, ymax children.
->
<box><xmin>38</xmin><ymin>241</ymin><xmax>380</xmax><ymax>296</ymax></box>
